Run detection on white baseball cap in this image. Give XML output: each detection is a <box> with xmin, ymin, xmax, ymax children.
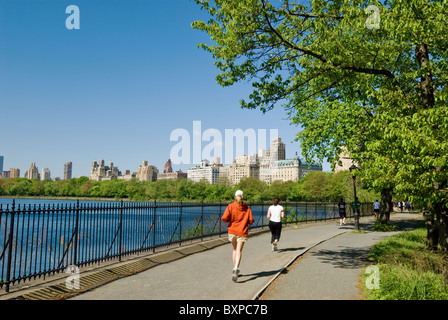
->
<box><xmin>235</xmin><ymin>190</ymin><xmax>243</xmax><ymax>197</ymax></box>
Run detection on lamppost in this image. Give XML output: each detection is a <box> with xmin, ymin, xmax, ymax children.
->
<box><xmin>349</xmin><ymin>164</ymin><xmax>360</xmax><ymax>231</ymax></box>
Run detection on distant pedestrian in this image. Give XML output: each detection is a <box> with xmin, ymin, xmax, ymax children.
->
<box><xmin>267</xmin><ymin>197</ymin><xmax>284</xmax><ymax>251</ymax></box>
<box><xmin>399</xmin><ymin>201</ymin><xmax>403</xmax><ymax>212</ymax></box>
<box><xmin>221</xmin><ymin>190</ymin><xmax>254</xmax><ymax>282</ymax></box>
<box><xmin>373</xmin><ymin>199</ymin><xmax>380</xmax><ymax>219</ymax></box>
<box><xmin>338</xmin><ymin>198</ymin><xmax>347</xmax><ymax>226</ymax></box>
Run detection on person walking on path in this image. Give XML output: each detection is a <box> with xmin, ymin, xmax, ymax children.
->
<box><xmin>221</xmin><ymin>190</ymin><xmax>254</xmax><ymax>282</ymax></box>
<box><xmin>338</xmin><ymin>198</ymin><xmax>346</xmax><ymax>226</ymax></box>
<box><xmin>267</xmin><ymin>197</ymin><xmax>285</xmax><ymax>251</ymax></box>
<box><xmin>373</xmin><ymin>199</ymin><xmax>380</xmax><ymax>219</ymax></box>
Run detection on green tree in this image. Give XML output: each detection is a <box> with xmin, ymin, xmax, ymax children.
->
<box><xmin>266</xmin><ymin>180</ymin><xmax>295</xmax><ymax>201</ymax></box>
<box><xmin>192</xmin><ymin>0</ymin><xmax>448</xmax><ymax>252</ymax></box>
<box><xmin>237</xmin><ymin>176</ymin><xmax>267</xmax><ymax>202</ymax></box>
<box><xmin>0</xmin><ymin>178</ymin><xmax>15</xmax><ymax>196</ymax></box>
<box><xmin>8</xmin><ymin>178</ymin><xmax>33</xmax><ymax>196</ymax></box>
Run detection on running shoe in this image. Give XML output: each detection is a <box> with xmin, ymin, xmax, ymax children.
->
<box><xmin>232</xmin><ymin>268</ymin><xmax>239</xmax><ymax>282</ymax></box>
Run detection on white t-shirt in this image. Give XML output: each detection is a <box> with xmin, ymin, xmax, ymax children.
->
<box><xmin>268</xmin><ymin>205</ymin><xmax>284</xmax><ymax>222</ymax></box>
<box><xmin>373</xmin><ymin>201</ymin><xmax>380</xmax><ymax>210</ymax></box>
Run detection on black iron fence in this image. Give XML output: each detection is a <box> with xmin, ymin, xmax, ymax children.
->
<box><xmin>0</xmin><ymin>199</ymin><xmax>373</xmax><ymax>292</ymax></box>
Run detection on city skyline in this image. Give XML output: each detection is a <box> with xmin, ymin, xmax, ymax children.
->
<box><xmin>0</xmin><ymin>134</ymin><xmax>326</xmax><ymax>181</ymax></box>
<box><xmin>0</xmin><ymin>1</ymin><xmax>330</xmax><ymax>178</ymax></box>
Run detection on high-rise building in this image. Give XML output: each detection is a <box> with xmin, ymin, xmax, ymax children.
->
<box><xmin>10</xmin><ymin>168</ymin><xmax>20</xmax><ymax>178</ymax></box>
<box><xmin>334</xmin><ymin>147</ymin><xmax>356</xmax><ymax>172</ymax></box>
<box><xmin>163</xmin><ymin>159</ymin><xmax>173</xmax><ymax>173</ymax></box>
<box><xmin>1</xmin><ymin>171</ymin><xmax>10</xmax><ymax>178</ymax></box>
<box><xmin>64</xmin><ymin>162</ymin><xmax>72</xmax><ymax>180</ymax></box>
<box><xmin>0</xmin><ymin>155</ymin><xmax>4</xmax><ymax>175</ymax></box>
<box><xmin>267</xmin><ymin>138</ymin><xmax>286</xmax><ymax>163</ymax></box>
<box><xmin>90</xmin><ymin>159</ymin><xmax>121</xmax><ymax>181</ymax></box>
<box><xmin>25</xmin><ymin>162</ymin><xmax>39</xmax><ymax>180</ymax></box>
<box><xmin>136</xmin><ymin>161</ymin><xmax>158</xmax><ymax>182</ymax></box>
<box><xmin>226</xmin><ymin>155</ymin><xmax>260</xmax><ymax>185</ymax></box>
<box><xmin>41</xmin><ymin>168</ymin><xmax>51</xmax><ymax>180</ymax></box>
<box><xmin>158</xmin><ymin>159</ymin><xmax>187</xmax><ymax>180</ymax></box>
<box><xmin>270</xmin><ymin>154</ymin><xmax>322</xmax><ymax>182</ymax></box>
<box><xmin>260</xmin><ymin>138</ymin><xmax>286</xmax><ymax>185</ymax></box>
<box><xmin>187</xmin><ymin>160</ymin><xmax>220</xmax><ymax>184</ymax></box>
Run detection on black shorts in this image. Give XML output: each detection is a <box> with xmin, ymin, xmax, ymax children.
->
<box><xmin>269</xmin><ymin>220</ymin><xmax>282</xmax><ymax>243</ymax></box>
<box><xmin>374</xmin><ymin>209</ymin><xmax>380</xmax><ymax>213</ymax></box>
<box><xmin>339</xmin><ymin>211</ymin><xmax>346</xmax><ymax>218</ymax></box>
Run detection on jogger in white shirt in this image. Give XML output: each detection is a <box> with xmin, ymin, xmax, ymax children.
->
<box><xmin>267</xmin><ymin>197</ymin><xmax>285</xmax><ymax>251</ymax></box>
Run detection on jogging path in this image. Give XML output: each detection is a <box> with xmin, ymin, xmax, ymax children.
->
<box><xmin>2</xmin><ymin>212</ymin><xmax>422</xmax><ymax>300</ymax></box>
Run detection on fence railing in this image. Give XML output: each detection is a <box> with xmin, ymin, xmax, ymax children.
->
<box><xmin>0</xmin><ymin>199</ymin><xmax>373</xmax><ymax>292</ymax></box>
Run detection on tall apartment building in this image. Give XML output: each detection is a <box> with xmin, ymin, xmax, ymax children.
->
<box><xmin>25</xmin><ymin>162</ymin><xmax>39</xmax><ymax>180</ymax></box>
<box><xmin>334</xmin><ymin>147</ymin><xmax>356</xmax><ymax>172</ymax></box>
<box><xmin>64</xmin><ymin>162</ymin><xmax>72</xmax><ymax>180</ymax></box>
<box><xmin>10</xmin><ymin>168</ymin><xmax>20</xmax><ymax>178</ymax></box>
<box><xmin>266</xmin><ymin>138</ymin><xmax>286</xmax><ymax>162</ymax></box>
<box><xmin>187</xmin><ymin>159</ymin><xmax>220</xmax><ymax>184</ymax></box>
<box><xmin>271</xmin><ymin>154</ymin><xmax>322</xmax><ymax>182</ymax></box>
<box><xmin>259</xmin><ymin>138</ymin><xmax>286</xmax><ymax>185</ymax></box>
<box><xmin>90</xmin><ymin>159</ymin><xmax>120</xmax><ymax>181</ymax></box>
<box><xmin>226</xmin><ymin>155</ymin><xmax>260</xmax><ymax>185</ymax></box>
<box><xmin>1</xmin><ymin>171</ymin><xmax>10</xmax><ymax>178</ymax></box>
<box><xmin>41</xmin><ymin>168</ymin><xmax>51</xmax><ymax>181</ymax></box>
<box><xmin>136</xmin><ymin>161</ymin><xmax>158</xmax><ymax>182</ymax></box>
<box><xmin>0</xmin><ymin>155</ymin><xmax>3</xmax><ymax>175</ymax></box>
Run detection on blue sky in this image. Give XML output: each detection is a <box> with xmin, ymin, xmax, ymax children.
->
<box><xmin>0</xmin><ymin>0</ymin><xmax>330</xmax><ymax>178</ymax></box>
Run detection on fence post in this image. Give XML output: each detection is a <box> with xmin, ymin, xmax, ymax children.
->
<box><xmin>73</xmin><ymin>200</ymin><xmax>80</xmax><ymax>266</ymax></box>
<box><xmin>153</xmin><ymin>200</ymin><xmax>157</xmax><ymax>254</ymax></box>
<box><xmin>261</xmin><ymin>202</ymin><xmax>264</xmax><ymax>228</ymax></box>
<box><xmin>219</xmin><ymin>200</ymin><xmax>222</xmax><ymax>237</ymax></box>
<box><xmin>5</xmin><ymin>200</ymin><xmax>16</xmax><ymax>293</ymax></box>
<box><xmin>119</xmin><ymin>200</ymin><xmax>123</xmax><ymax>262</ymax></box>
<box><xmin>305</xmin><ymin>202</ymin><xmax>308</xmax><ymax>223</ymax></box>
<box><xmin>179</xmin><ymin>200</ymin><xmax>183</xmax><ymax>246</ymax></box>
<box><xmin>295</xmin><ymin>201</ymin><xmax>298</xmax><ymax>223</ymax></box>
<box><xmin>200</xmin><ymin>199</ymin><xmax>204</xmax><ymax>241</ymax></box>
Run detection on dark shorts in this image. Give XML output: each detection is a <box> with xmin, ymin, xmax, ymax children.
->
<box><xmin>269</xmin><ymin>220</ymin><xmax>282</xmax><ymax>243</ymax></box>
<box><xmin>339</xmin><ymin>211</ymin><xmax>346</xmax><ymax>218</ymax></box>
<box><xmin>374</xmin><ymin>209</ymin><xmax>380</xmax><ymax>213</ymax></box>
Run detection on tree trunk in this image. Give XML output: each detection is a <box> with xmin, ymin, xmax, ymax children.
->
<box><xmin>425</xmin><ymin>203</ymin><xmax>439</xmax><ymax>251</ymax></box>
<box><xmin>437</xmin><ymin>206</ymin><xmax>448</xmax><ymax>252</ymax></box>
<box><xmin>379</xmin><ymin>187</ymin><xmax>393</xmax><ymax>224</ymax></box>
<box><xmin>436</xmin><ymin>204</ymin><xmax>448</xmax><ymax>285</ymax></box>
<box><xmin>442</xmin><ymin>254</ymin><xmax>448</xmax><ymax>286</ymax></box>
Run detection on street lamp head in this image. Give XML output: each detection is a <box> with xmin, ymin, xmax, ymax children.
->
<box><xmin>349</xmin><ymin>164</ymin><xmax>357</xmax><ymax>172</ymax></box>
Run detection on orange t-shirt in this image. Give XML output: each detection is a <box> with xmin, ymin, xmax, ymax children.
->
<box><xmin>221</xmin><ymin>201</ymin><xmax>254</xmax><ymax>237</ymax></box>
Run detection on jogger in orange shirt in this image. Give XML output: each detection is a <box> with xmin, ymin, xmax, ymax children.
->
<box><xmin>221</xmin><ymin>190</ymin><xmax>254</xmax><ymax>282</ymax></box>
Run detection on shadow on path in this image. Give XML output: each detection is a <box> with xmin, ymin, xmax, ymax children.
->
<box><xmin>311</xmin><ymin>246</ymin><xmax>372</xmax><ymax>269</ymax></box>
<box><xmin>276</xmin><ymin>246</ymin><xmax>306</xmax><ymax>253</ymax></box>
<box><xmin>237</xmin><ymin>269</ymin><xmax>283</xmax><ymax>283</ymax></box>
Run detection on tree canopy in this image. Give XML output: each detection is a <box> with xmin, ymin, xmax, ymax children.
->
<box><xmin>192</xmin><ymin>0</ymin><xmax>448</xmax><ymax>251</ymax></box>
<box><xmin>0</xmin><ymin>171</ymin><xmax>377</xmax><ymax>203</ymax></box>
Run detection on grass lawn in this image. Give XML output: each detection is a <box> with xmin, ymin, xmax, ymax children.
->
<box><xmin>362</xmin><ymin>221</ymin><xmax>448</xmax><ymax>300</ymax></box>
